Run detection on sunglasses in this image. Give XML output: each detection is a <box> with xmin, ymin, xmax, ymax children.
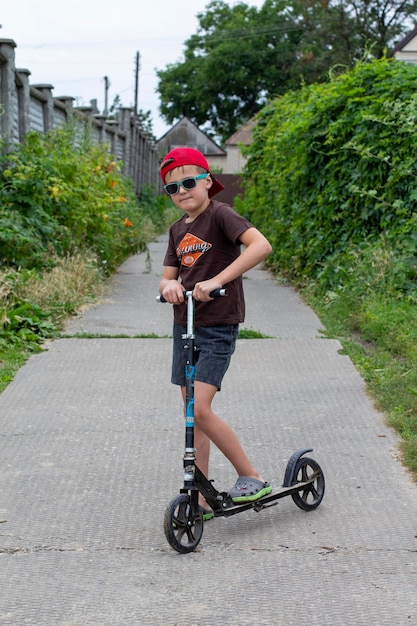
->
<box><xmin>164</xmin><ymin>173</ymin><xmax>208</xmax><ymax>195</ymax></box>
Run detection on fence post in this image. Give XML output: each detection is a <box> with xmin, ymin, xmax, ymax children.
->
<box><xmin>16</xmin><ymin>68</ymin><xmax>31</xmax><ymax>140</ymax></box>
<box><xmin>32</xmin><ymin>84</ymin><xmax>54</xmax><ymax>132</ymax></box>
<box><xmin>0</xmin><ymin>39</ymin><xmax>18</xmax><ymax>146</ymax></box>
<box><xmin>119</xmin><ymin>107</ymin><xmax>132</xmax><ymax>175</ymax></box>
<box><xmin>55</xmin><ymin>96</ymin><xmax>75</xmax><ymax>115</ymax></box>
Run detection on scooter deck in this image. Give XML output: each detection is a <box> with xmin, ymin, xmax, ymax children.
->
<box><xmin>206</xmin><ymin>479</ymin><xmax>315</xmax><ymax>518</ymax></box>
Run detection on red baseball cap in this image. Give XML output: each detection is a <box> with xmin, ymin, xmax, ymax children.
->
<box><xmin>160</xmin><ymin>147</ymin><xmax>225</xmax><ymax>198</ymax></box>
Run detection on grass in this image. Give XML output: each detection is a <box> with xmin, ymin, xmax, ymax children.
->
<box><xmin>306</xmin><ymin>289</ymin><xmax>417</xmax><ymax>482</ymax></box>
<box><xmin>238</xmin><ymin>328</ymin><xmax>272</xmax><ymax>339</ymax></box>
<box><xmin>13</xmin><ymin>253</ymin><xmax>106</xmax><ymax>319</ymax></box>
<box><xmin>0</xmin><ymin>253</ymin><xmax>107</xmax><ymax>394</ymax></box>
<box><xmin>0</xmin><ymin>343</ymin><xmax>36</xmax><ymax>391</ymax></box>
<box><xmin>0</xmin><ymin>193</ymin><xmax>179</xmax><ymax>394</ymax></box>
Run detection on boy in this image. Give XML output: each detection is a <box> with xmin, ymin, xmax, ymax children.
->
<box><xmin>158</xmin><ymin>147</ymin><xmax>272</xmax><ymax>517</ymax></box>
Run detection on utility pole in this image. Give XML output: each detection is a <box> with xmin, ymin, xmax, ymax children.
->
<box><xmin>104</xmin><ymin>75</ymin><xmax>111</xmax><ymax>116</ymax></box>
<box><xmin>134</xmin><ymin>51</ymin><xmax>140</xmax><ymax>116</ymax></box>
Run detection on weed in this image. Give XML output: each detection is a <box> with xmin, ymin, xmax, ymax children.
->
<box><xmin>238</xmin><ymin>328</ymin><xmax>272</xmax><ymax>339</ymax></box>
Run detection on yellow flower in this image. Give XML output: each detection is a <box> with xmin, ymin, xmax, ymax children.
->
<box><xmin>106</xmin><ymin>161</ymin><xmax>118</xmax><ymax>173</ymax></box>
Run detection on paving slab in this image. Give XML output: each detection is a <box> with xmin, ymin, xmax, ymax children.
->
<box><xmin>1</xmin><ymin>234</ymin><xmax>416</xmax><ymax>625</ymax></box>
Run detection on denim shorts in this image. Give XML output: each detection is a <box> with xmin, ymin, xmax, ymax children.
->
<box><xmin>171</xmin><ymin>324</ymin><xmax>239</xmax><ymax>391</ymax></box>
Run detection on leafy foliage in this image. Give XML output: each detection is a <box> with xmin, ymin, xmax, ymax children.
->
<box><xmin>344</xmin><ymin>0</ymin><xmax>417</xmax><ymax>58</ymax></box>
<box><xmin>0</xmin><ymin>125</ymin><xmax>165</xmax><ymax>273</ymax></box>
<box><xmin>237</xmin><ymin>58</ymin><xmax>417</xmax><ymax>294</ymax></box>
<box><xmin>0</xmin><ymin>124</ymin><xmax>172</xmax><ymax>358</ymax></box>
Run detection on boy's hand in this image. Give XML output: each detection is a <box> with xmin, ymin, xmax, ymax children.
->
<box><xmin>193</xmin><ymin>280</ymin><xmax>222</xmax><ymax>301</ymax></box>
<box><xmin>161</xmin><ymin>280</ymin><xmax>185</xmax><ymax>304</ymax></box>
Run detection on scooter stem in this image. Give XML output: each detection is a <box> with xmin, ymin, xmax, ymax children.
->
<box><xmin>184</xmin><ymin>291</ymin><xmax>196</xmax><ymax>489</ymax></box>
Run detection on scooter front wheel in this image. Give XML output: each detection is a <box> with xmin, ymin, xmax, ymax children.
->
<box><xmin>164</xmin><ymin>494</ymin><xmax>204</xmax><ymax>553</ymax></box>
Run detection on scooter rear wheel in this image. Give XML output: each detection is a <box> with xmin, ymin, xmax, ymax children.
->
<box><xmin>291</xmin><ymin>456</ymin><xmax>325</xmax><ymax>511</ymax></box>
<box><xmin>164</xmin><ymin>494</ymin><xmax>204</xmax><ymax>553</ymax></box>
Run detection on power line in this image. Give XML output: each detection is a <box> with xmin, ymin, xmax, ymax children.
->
<box><xmin>200</xmin><ymin>22</ymin><xmax>308</xmax><ymax>43</ymax></box>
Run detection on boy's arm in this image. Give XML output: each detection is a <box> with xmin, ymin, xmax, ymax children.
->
<box><xmin>193</xmin><ymin>227</ymin><xmax>272</xmax><ymax>301</ymax></box>
<box><xmin>159</xmin><ymin>266</ymin><xmax>185</xmax><ymax>304</ymax></box>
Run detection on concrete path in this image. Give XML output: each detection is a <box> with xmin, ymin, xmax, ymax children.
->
<box><xmin>1</xmin><ymin>234</ymin><xmax>416</xmax><ymax>625</ymax></box>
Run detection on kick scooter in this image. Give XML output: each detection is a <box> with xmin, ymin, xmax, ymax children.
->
<box><xmin>157</xmin><ymin>289</ymin><xmax>325</xmax><ymax>553</ymax></box>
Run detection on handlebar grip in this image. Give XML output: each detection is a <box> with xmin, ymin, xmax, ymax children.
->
<box><xmin>157</xmin><ymin>288</ymin><xmax>227</xmax><ymax>303</ymax></box>
<box><xmin>209</xmin><ymin>288</ymin><xmax>228</xmax><ymax>298</ymax></box>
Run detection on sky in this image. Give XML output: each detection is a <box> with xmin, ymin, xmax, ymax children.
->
<box><xmin>1</xmin><ymin>0</ymin><xmax>265</xmax><ymax>139</ymax></box>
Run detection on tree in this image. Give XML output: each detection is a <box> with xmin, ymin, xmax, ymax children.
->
<box><xmin>136</xmin><ymin>109</ymin><xmax>156</xmax><ymax>142</ymax></box>
<box><xmin>156</xmin><ymin>0</ymin><xmax>417</xmax><ymax>142</ymax></box>
<box><xmin>237</xmin><ymin>57</ymin><xmax>417</xmax><ymax>283</ymax></box>
<box><xmin>345</xmin><ymin>0</ymin><xmax>417</xmax><ymax>58</ymax></box>
<box><xmin>157</xmin><ymin>0</ymin><xmax>309</xmax><ymax>141</ymax></box>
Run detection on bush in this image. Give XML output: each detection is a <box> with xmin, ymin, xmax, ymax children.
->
<box><xmin>237</xmin><ymin>58</ymin><xmax>417</xmax><ymax>295</ymax></box>
<box><xmin>0</xmin><ymin>123</ymin><xmax>173</xmax><ymax>355</ymax></box>
<box><xmin>0</xmin><ymin>125</ymin><xmax>165</xmax><ymax>273</ymax></box>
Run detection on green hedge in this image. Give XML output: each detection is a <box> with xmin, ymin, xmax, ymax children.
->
<box><xmin>237</xmin><ymin>58</ymin><xmax>417</xmax><ymax>297</ymax></box>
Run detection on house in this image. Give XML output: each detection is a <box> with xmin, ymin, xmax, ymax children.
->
<box><xmin>156</xmin><ymin>116</ymin><xmax>226</xmax><ymax>169</ymax></box>
<box><xmin>393</xmin><ymin>26</ymin><xmax>417</xmax><ymax>63</ymax></box>
<box><xmin>224</xmin><ymin>118</ymin><xmax>255</xmax><ymax>174</ymax></box>
<box><xmin>156</xmin><ymin>116</ymin><xmax>254</xmax><ymax>205</ymax></box>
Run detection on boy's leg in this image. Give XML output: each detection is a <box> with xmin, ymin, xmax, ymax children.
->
<box><xmin>193</xmin><ymin>380</ymin><xmax>265</xmax><ymax>483</ymax></box>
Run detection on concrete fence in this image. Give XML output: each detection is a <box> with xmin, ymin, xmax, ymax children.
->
<box><xmin>0</xmin><ymin>38</ymin><xmax>161</xmax><ymax>195</ymax></box>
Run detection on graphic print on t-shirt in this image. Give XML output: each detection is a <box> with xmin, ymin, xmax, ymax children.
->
<box><xmin>176</xmin><ymin>232</ymin><xmax>213</xmax><ymax>267</ymax></box>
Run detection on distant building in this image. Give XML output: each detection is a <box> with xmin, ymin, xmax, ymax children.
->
<box><xmin>393</xmin><ymin>26</ymin><xmax>417</xmax><ymax>63</ymax></box>
<box><xmin>224</xmin><ymin>119</ymin><xmax>255</xmax><ymax>174</ymax></box>
<box><xmin>156</xmin><ymin>117</ymin><xmax>226</xmax><ymax>169</ymax></box>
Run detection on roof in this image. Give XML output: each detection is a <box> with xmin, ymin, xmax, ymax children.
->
<box><xmin>393</xmin><ymin>25</ymin><xmax>417</xmax><ymax>53</ymax></box>
<box><xmin>156</xmin><ymin>116</ymin><xmax>225</xmax><ymax>155</ymax></box>
<box><xmin>225</xmin><ymin>119</ymin><xmax>256</xmax><ymax>146</ymax></box>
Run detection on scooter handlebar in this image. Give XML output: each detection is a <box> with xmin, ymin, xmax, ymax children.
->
<box><xmin>156</xmin><ymin>288</ymin><xmax>228</xmax><ymax>303</ymax></box>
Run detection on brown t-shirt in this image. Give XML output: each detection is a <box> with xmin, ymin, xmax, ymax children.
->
<box><xmin>163</xmin><ymin>200</ymin><xmax>253</xmax><ymax>327</ymax></box>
